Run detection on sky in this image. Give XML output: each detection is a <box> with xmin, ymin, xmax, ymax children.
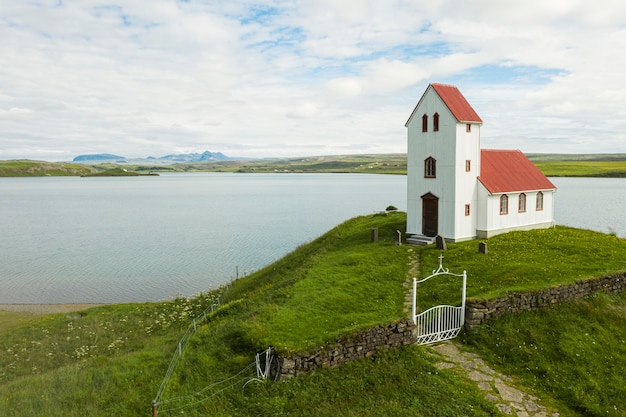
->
<box><xmin>1</xmin><ymin>0</ymin><xmax>626</xmax><ymax>161</ymax></box>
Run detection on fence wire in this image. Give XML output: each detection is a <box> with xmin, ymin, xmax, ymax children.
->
<box><xmin>153</xmin><ymin>282</ymin><xmax>230</xmax><ymax>406</ymax></box>
<box><xmin>152</xmin><ymin>279</ymin><xmax>277</xmax><ymax>416</ymax></box>
<box><xmin>155</xmin><ymin>362</ymin><xmax>257</xmax><ymax>415</ymax></box>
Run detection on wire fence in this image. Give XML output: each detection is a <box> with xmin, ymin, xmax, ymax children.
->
<box><xmin>154</xmin><ymin>347</ymin><xmax>275</xmax><ymax>415</ymax></box>
<box><xmin>151</xmin><ymin>277</ymin><xmax>275</xmax><ymax>416</ymax></box>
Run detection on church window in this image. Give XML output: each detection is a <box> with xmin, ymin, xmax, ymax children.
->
<box><xmin>422</xmin><ymin>114</ymin><xmax>428</xmax><ymax>132</ymax></box>
<box><xmin>433</xmin><ymin>113</ymin><xmax>439</xmax><ymax>131</ymax></box>
<box><xmin>500</xmin><ymin>194</ymin><xmax>508</xmax><ymax>215</ymax></box>
<box><xmin>466</xmin><ymin>123</ymin><xmax>471</xmax><ymax>132</ymax></box>
<box><xmin>465</xmin><ymin>204</ymin><xmax>470</xmax><ymax>216</ymax></box>
<box><xmin>536</xmin><ymin>191</ymin><xmax>544</xmax><ymax>211</ymax></box>
<box><xmin>519</xmin><ymin>193</ymin><xmax>527</xmax><ymax>212</ymax></box>
<box><xmin>424</xmin><ymin>157</ymin><xmax>436</xmax><ymax>178</ymax></box>
<box><xmin>465</xmin><ymin>160</ymin><xmax>471</xmax><ymax>172</ymax></box>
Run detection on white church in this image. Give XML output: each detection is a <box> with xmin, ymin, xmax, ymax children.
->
<box><xmin>406</xmin><ymin>83</ymin><xmax>557</xmax><ymax>243</ymax></box>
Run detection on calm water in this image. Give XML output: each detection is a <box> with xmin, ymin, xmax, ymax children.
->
<box><xmin>0</xmin><ymin>173</ymin><xmax>406</xmax><ymax>303</ymax></box>
<box><xmin>550</xmin><ymin>177</ymin><xmax>626</xmax><ymax>237</ymax></box>
<box><xmin>0</xmin><ymin>174</ymin><xmax>623</xmax><ymax>304</ymax></box>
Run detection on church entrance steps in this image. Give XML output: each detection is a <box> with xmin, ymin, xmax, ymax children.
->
<box><xmin>406</xmin><ymin>234</ymin><xmax>435</xmax><ymax>246</ymax></box>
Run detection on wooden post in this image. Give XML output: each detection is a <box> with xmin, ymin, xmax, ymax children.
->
<box><xmin>371</xmin><ymin>228</ymin><xmax>378</xmax><ymax>242</ymax></box>
<box><xmin>152</xmin><ymin>400</ymin><xmax>157</xmax><ymax>417</ymax></box>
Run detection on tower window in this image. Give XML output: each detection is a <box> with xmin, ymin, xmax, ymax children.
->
<box><xmin>500</xmin><ymin>194</ymin><xmax>508</xmax><ymax>215</ymax></box>
<box><xmin>424</xmin><ymin>157</ymin><xmax>436</xmax><ymax>178</ymax></box>
<box><xmin>465</xmin><ymin>204</ymin><xmax>470</xmax><ymax>216</ymax></box>
<box><xmin>433</xmin><ymin>113</ymin><xmax>439</xmax><ymax>132</ymax></box>
<box><xmin>465</xmin><ymin>160</ymin><xmax>471</xmax><ymax>172</ymax></box>
<box><xmin>536</xmin><ymin>191</ymin><xmax>544</xmax><ymax>211</ymax></box>
<box><xmin>519</xmin><ymin>193</ymin><xmax>527</xmax><ymax>212</ymax></box>
<box><xmin>422</xmin><ymin>114</ymin><xmax>428</xmax><ymax>132</ymax></box>
<box><xmin>466</xmin><ymin>123</ymin><xmax>471</xmax><ymax>132</ymax></box>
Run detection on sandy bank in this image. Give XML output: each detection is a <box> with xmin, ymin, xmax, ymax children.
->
<box><xmin>0</xmin><ymin>304</ymin><xmax>106</xmax><ymax>315</ymax></box>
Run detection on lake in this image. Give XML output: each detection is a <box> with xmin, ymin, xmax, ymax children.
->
<box><xmin>0</xmin><ymin>174</ymin><xmax>623</xmax><ymax>304</ymax></box>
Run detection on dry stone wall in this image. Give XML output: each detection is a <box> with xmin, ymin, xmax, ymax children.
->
<box><xmin>274</xmin><ymin>318</ymin><xmax>416</xmax><ymax>380</ymax></box>
<box><xmin>271</xmin><ymin>273</ymin><xmax>626</xmax><ymax>380</ymax></box>
<box><xmin>465</xmin><ymin>272</ymin><xmax>626</xmax><ymax>329</ymax></box>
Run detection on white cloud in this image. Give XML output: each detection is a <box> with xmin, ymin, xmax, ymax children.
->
<box><xmin>326</xmin><ymin>78</ymin><xmax>362</xmax><ymax>98</ymax></box>
<box><xmin>287</xmin><ymin>102</ymin><xmax>319</xmax><ymax>119</ymax></box>
<box><xmin>0</xmin><ymin>0</ymin><xmax>625</xmax><ymax>161</ymax></box>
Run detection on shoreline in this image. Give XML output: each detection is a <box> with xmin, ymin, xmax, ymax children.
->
<box><xmin>0</xmin><ymin>303</ymin><xmax>107</xmax><ymax>315</ymax></box>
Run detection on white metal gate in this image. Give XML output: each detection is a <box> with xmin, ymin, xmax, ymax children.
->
<box><xmin>412</xmin><ymin>255</ymin><xmax>467</xmax><ymax>345</ymax></box>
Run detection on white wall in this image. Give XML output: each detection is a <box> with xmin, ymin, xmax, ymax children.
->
<box><xmin>407</xmin><ymin>85</ymin><xmax>482</xmax><ymax>240</ymax></box>
<box><xmin>451</xmin><ymin>123</ymin><xmax>480</xmax><ymax>241</ymax></box>
<box><xmin>407</xmin><ymin>86</ymin><xmax>458</xmax><ymax>236</ymax></box>
<box><xmin>476</xmin><ymin>187</ymin><xmax>556</xmax><ymax>238</ymax></box>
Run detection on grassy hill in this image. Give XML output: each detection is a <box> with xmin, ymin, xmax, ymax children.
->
<box><xmin>1</xmin><ymin>214</ymin><xmax>625</xmax><ymax>416</ymax></box>
<box><xmin>2</xmin><ymin>153</ymin><xmax>626</xmax><ymax>176</ymax></box>
<box><xmin>0</xmin><ymin>160</ymin><xmax>98</xmax><ymax>177</ymax></box>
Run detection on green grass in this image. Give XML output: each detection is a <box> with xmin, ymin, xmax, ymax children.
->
<box><xmin>158</xmin><ymin>344</ymin><xmax>498</xmax><ymax>417</ymax></box>
<box><xmin>464</xmin><ymin>291</ymin><xmax>626</xmax><ymax>416</ymax></box>
<box><xmin>232</xmin><ymin>213</ymin><xmax>409</xmax><ymax>352</ymax></box>
<box><xmin>2</xmin><ymin>213</ymin><xmax>626</xmax><ymax>416</ymax></box>
<box><xmin>418</xmin><ymin>226</ymin><xmax>626</xmax><ymax>305</ymax></box>
<box><xmin>0</xmin><ymin>160</ymin><xmax>98</xmax><ymax>177</ymax></box>
<box><xmin>3</xmin><ymin>153</ymin><xmax>626</xmax><ymax>177</ymax></box>
<box><xmin>172</xmin><ymin>154</ymin><xmax>408</xmax><ymax>174</ymax></box>
<box><xmin>0</xmin><ymin>294</ymin><xmax>220</xmax><ymax>416</ymax></box>
<box><xmin>81</xmin><ymin>167</ymin><xmax>159</xmax><ymax>176</ymax></box>
<box><xmin>533</xmin><ymin>160</ymin><xmax>626</xmax><ymax>177</ymax></box>
<box><xmin>0</xmin><ymin>312</ymin><xmax>37</xmax><ymax>333</ymax></box>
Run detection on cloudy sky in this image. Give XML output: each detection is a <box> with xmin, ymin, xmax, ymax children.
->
<box><xmin>1</xmin><ymin>0</ymin><xmax>625</xmax><ymax>161</ymax></box>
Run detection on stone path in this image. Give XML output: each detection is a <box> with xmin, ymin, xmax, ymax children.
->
<box><xmin>404</xmin><ymin>248</ymin><xmax>419</xmax><ymax>314</ymax></box>
<box><xmin>429</xmin><ymin>342</ymin><xmax>559</xmax><ymax>417</ymax></box>
<box><xmin>405</xmin><ymin>248</ymin><xmax>558</xmax><ymax>416</ymax></box>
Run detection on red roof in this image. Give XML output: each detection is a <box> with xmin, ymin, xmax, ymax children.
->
<box><xmin>431</xmin><ymin>83</ymin><xmax>483</xmax><ymax>123</ymax></box>
<box><xmin>479</xmin><ymin>149</ymin><xmax>556</xmax><ymax>194</ymax></box>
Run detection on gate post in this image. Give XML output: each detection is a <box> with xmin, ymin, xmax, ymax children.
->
<box><xmin>412</xmin><ymin>277</ymin><xmax>417</xmax><ymax>325</ymax></box>
<box><xmin>460</xmin><ymin>270</ymin><xmax>467</xmax><ymax>325</ymax></box>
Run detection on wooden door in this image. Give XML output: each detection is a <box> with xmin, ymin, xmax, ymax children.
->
<box><xmin>422</xmin><ymin>193</ymin><xmax>438</xmax><ymax>237</ymax></box>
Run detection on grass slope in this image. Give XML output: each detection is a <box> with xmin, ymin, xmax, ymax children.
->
<box><xmin>0</xmin><ymin>160</ymin><xmax>97</xmax><ymax>177</ymax></box>
<box><xmin>1</xmin><ymin>214</ymin><xmax>626</xmax><ymax>416</ymax></box>
<box><xmin>464</xmin><ymin>292</ymin><xmax>626</xmax><ymax>417</ymax></box>
<box><xmin>418</xmin><ymin>226</ymin><xmax>625</xmax><ymax>305</ymax></box>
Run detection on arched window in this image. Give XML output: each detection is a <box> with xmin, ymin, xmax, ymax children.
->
<box><xmin>518</xmin><ymin>193</ymin><xmax>527</xmax><ymax>212</ymax></box>
<box><xmin>422</xmin><ymin>114</ymin><xmax>428</xmax><ymax>132</ymax></box>
<box><xmin>433</xmin><ymin>113</ymin><xmax>439</xmax><ymax>131</ymax></box>
<box><xmin>500</xmin><ymin>194</ymin><xmax>508</xmax><ymax>215</ymax></box>
<box><xmin>536</xmin><ymin>191</ymin><xmax>544</xmax><ymax>211</ymax></box>
<box><xmin>424</xmin><ymin>157</ymin><xmax>436</xmax><ymax>178</ymax></box>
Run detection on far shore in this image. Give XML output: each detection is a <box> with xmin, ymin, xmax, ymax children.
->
<box><xmin>0</xmin><ymin>304</ymin><xmax>107</xmax><ymax>315</ymax></box>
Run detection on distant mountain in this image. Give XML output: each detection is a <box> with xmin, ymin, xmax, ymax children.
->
<box><xmin>72</xmin><ymin>151</ymin><xmax>235</xmax><ymax>164</ymax></box>
<box><xmin>153</xmin><ymin>151</ymin><xmax>230</xmax><ymax>163</ymax></box>
<box><xmin>73</xmin><ymin>154</ymin><xmax>127</xmax><ymax>163</ymax></box>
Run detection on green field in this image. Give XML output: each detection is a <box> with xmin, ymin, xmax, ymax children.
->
<box><xmin>533</xmin><ymin>160</ymin><xmax>626</xmax><ymax>177</ymax></box>
<box><xmin>1</xmin><ymin>213</ymin><xmax>625</xmax><ymax>416</ymax></box>
<box><xmin>3</xmin><ymin>153</ymin><xmax>625</xmax><ymax>177</ymax></box>
<box><xmin>0</xmin><ymin>160</ymin><xmax>98</xmax><ymax>177</ymax></box>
